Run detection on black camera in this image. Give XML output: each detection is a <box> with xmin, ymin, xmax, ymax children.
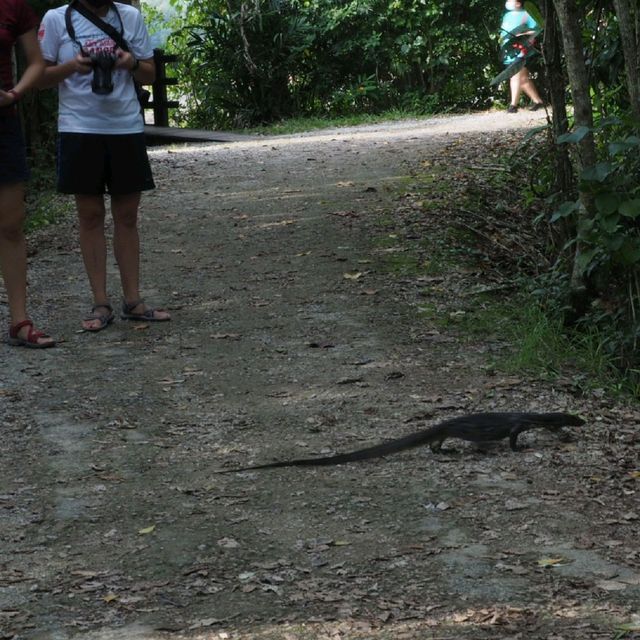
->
<box><xmin>90</xmin><ymin>51</ymin><xmax>116</xmax><ymax>95</ymax></box>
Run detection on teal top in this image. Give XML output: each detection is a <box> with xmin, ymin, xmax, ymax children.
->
<box><xmin>500</xmin><ymin>9</ymin><xmax>538</xmax><ymax>64</ymax></box>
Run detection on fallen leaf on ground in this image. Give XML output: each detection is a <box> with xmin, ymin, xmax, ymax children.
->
<box><xmin>537</xmin><ymin>557</ymin><xmax>571</xmax><ymax>567</ymax></box>
<box><xmin>138</xmin><ymin>525</ymin><xmax>156</xmax><ymax>535</ymax></box>
<box><xmin>258</xmin><ymin>219</ymin><xmax>296</xmax><ymax>229</ymax></box>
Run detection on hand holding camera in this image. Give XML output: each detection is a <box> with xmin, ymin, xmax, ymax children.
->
<box><xmin>71</xmin><ymin>46</ymin><xmax>116</xmax><ymax>94</ymax></box>
<box><xmin>70</xmin><ymin>51</ymin><xmax>93</xmax><ymax>75</ymax></box>
<box><xmin>114</xmin><ymin>49</ymin><xmax>138</xmax><ymax>72</ymax></box>
<box><xmin>74</xmin><ymin>48</ymin><xmax>138</xmax><ymax>95</ymax></box>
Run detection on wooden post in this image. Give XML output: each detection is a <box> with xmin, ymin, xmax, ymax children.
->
<box><xmin>149</xmin><ymin>48</ymin><xmax>179</xmax><ymax>126</ymax></box>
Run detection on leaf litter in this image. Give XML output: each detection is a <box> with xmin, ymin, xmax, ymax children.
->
<box><xmin>1</xmin><ymin>115</ymin><xmax>639</xmax><ymax>639</ymax></box>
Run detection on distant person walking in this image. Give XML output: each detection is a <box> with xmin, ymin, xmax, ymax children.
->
<box><xmin>38</xmin><ymin>0</ymin><xmax>170</xmax><ymax>332</ymax></box>
<box><xmin>1</xmin><ymin>0</ymin><xmax>55</xmax><ymax>348</ymax></box>
<box><xmin>500</xmin><ymin>0</ymin><xmax>544</xmax><ymax>113</ymax></box>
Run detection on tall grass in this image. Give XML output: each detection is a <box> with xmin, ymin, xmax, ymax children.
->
<box><xmin>468</xmin><ymin>295</ymin><xmax>640</xmax><ymax>397</ymax></box>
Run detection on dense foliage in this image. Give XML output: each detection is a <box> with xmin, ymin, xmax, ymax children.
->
<box><xmin>163</xmin><ymin>0</ymin><xmax>504</xmax><ymax>128</ymax></box>
<box><xmin>535</xmin><ymin>0</ymin><xmax>640</xmax><ymax>377</ymax></box>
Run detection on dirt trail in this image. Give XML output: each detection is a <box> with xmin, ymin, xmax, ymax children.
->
<box><xmin>2</xmin><ymin>112</ymin><xmax>639</xmax><ymax>640</ymax></box>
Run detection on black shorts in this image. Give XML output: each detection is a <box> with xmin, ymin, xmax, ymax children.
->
<box><xmin>0</xmin><ymin>113</ymin><xmax>30</xmax><ymax>185</ymax></box>
<box><xmin>57</xmin><ymin>132</ymin><xmax>155</xmax><ymax>195</ymax></box>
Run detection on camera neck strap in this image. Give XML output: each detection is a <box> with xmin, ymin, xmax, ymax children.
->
<box><xmin>65</xmin><ymin>0</ymin><xmax>128</xmax><ymax>54</ymax></box>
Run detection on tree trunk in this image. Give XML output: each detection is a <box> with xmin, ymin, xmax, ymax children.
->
<box><xmin>613</xmin><ymin>0</ymin><xmax>640</xmax><ymax>119</ymax></box>
<box><xmin>551</xmin><ymin>0</ymin><xmax>598</xmax><ymax>317</ymax></box>
<box><xmin>541</xmin><ymin>0</ymin><xmax>572</xmax><ymax>199</ymax></box>
<box><xmin>551</xmin><ymin>0</ymin><xmax>596</xmax><ymax>168</ymax></box>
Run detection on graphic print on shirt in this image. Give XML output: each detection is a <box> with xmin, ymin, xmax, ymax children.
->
<box><xmin>81</xmin><ymin>35</ymin><xmax>116</xmax><ymax>57</ymax></box>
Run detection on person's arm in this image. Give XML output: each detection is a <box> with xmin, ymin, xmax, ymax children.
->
<box><xmin>0</xmin><ymin>29</ymin><xmax>45</xmax><ymax>107</ymax></box>
<box><xmin>514</xmin><ymin>13</ymin><xmax>539</xmax><ymax>38</ymax></box>
<box><xmin>36</xmin><ymin>10</ymin><xmax>92</xmax><ymax>89</ymax></box>
<box><xmin>40</xmin><ymin>54</ymin><xmax>93</xmax><ymax>89</ymax></box>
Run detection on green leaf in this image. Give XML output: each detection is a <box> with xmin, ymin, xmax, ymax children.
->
<box><xmin>522</xmin><ymin>124</ymin><xmax>549</xmax><ymax>144</ymax></box>
<box><xmin>138</xmin><ymin>525</ymin><xmax>156</xmax><ymax>535</ymax></box>
<box><xmin>524</xmin><ymin>2</ymin><xmax>544</xmax><ymax>27</ymax></box>
<box><xmin>619</xmin><ymin>199</ymin><xmax>640</xmax><ymax>219</ymax></box>
<box><xmin>597</xmin><ymin>116</ymin><xmax>624</xmax><ymax>129</ymax></box>
<box><xmin>616</xmin><ymin>239</ymin><xmax>640</xmax><ymax>265</ymax></box>
<box><xmin>550</xmin><ymin>200</ymin><xmax>579</xmax><ymax>222</ymax></box>
<box><xmin>608</xmin><ymin>137</ymin><xmax>640</xmax><ymax>156</ymax></box>
<box><xmin>574</xmin><ymin>247</ymin><xmax>599</xmax><ymax>276</ymax></box>
<box><xmin>490</xmin><ymin>57</ymin><xmax>526</xmax><ymax>86</ymax></box>
<box><xmin>595</xmin><ymin>193</ymin><xmax>619</xmax><ymax>215</ymax></box>
<box><xmin>576</xmin><ymin>216</ymin><xmax>595</xmax><ymax>239</ymax></box>
<box><xmin>605</xmin><ymin>234</ymin><xmax>625</xmax><ymax>251</ymax></box>
<box><xmin>537</xmin><ymin>556</ymin><xmax>569</xmax><ymax>567</ymax></box>
<box><xmin>599</xmin><ymin>213</ymin><xmax>620</xmax><ymax>234</ymax></box>
<box><xmin>557</xmin><ymin>126</ymin><xmax>591</xmax><ymax>144</ymax></box>
<box><xmin>581</xmin><ymin>163</ymin><xmax>614</xmax><ymax>183</ymax></box>
<box><xmin>614</xmin><ymin>623</ymin><xmax>640</xmax><ymax>640</ymax></box>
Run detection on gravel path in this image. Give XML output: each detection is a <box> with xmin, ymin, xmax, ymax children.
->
<box><xmin>2</xmin><ymin>111</ymin><xmax>639</xmax><ymax>640</ymax></box>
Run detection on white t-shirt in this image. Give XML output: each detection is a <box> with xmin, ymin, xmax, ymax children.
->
<box><xmin>39</xmin><ymin>2</ymin><xmax>153</xmax><ymax>134</ymax></box>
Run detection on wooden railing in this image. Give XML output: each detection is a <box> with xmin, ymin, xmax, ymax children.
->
<box><xmin>145</xmin><ymin>48</ymin><xmax>179</xmax><ymax>127</ymax></box>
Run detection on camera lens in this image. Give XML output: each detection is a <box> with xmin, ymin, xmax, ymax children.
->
<box><xmin>91</xmin><ymin>52</ymin><xmax>116</xmax><ymax>95</ymax></box>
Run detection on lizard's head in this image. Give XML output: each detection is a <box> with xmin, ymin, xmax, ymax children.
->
<box><xmin>543</xmin><ymin>414</ymin><xmax>585</xmax><ymax>434</ymax></box>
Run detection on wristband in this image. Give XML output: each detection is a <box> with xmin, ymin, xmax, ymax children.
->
<box><xmin>7</xmin><ymin>88</ymin><xmax>20</xmax><ymax>103</ymax></box>
<box><xmin>130</xmin><ymin>58</ymin><xmax>140</xmax><ymax>72</ymax></box>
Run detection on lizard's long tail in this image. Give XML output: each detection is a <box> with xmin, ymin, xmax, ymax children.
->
<box><xmin>218</xmin><ymin>412</ymin><xmax>584</xmax><ymax>473</ymax></box>
<box><xmin>219</xmin><ymin>423</ymin><xmax>447</xmax><ymax>472</ymax></box>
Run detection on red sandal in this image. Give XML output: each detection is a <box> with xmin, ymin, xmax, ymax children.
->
<box><xmin>8</xmin><ymin>319</ymin><xmax>56</xmax><ymax>349</ymax></box>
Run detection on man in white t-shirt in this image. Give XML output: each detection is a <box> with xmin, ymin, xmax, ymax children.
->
<box><xmin>39</xmin><ymin>0</ymin><xmax>170</xmax><ymax>331</ymax></box>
